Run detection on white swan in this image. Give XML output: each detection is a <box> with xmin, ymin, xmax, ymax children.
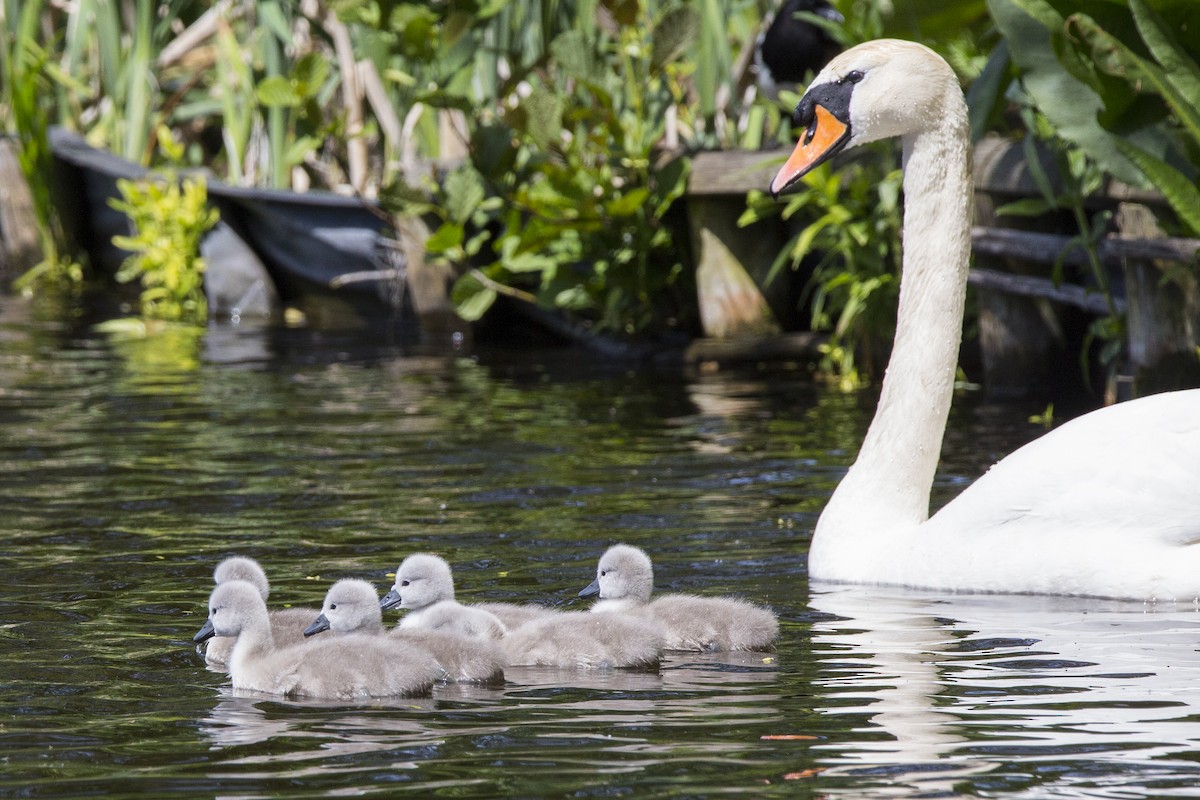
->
<box><xmin>770</xmin><ymin>39</ymin><xmax>1200</xmax><ymax>601</ymax></box>
<box><xmin>305</xmin><ymin>578</ymin><xmax>505</xmax><ymax>684</ymax></box>
<box><xmin>194</xmin><ymin>580</ymin><xmax>442</xmax><ymax>699</ymax></box>
<box><xmin>580</xmin><ymin>545</ymin><xmax>779</xmax><ymax>651</ymax></box>
<box><xmin>202</xmin><ymin>556</ymin><xmax>318</xmax><ymax>669</ymax></box>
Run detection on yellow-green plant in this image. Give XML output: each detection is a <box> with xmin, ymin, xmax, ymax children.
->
<box><xmin>108</xmin><ymin>137</ymin><xmax>219</xmax><ymax>324</ymax></box>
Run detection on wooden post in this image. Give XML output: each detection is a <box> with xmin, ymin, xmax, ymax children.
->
<box><xmin>686</xmin><ymin>151</ymin><xmax>786</xmax><ymax>339</ymax></box>
<box><xmin>972</xmin><ymin>137</ymin><xmax>1076</xmax><ymax>399</ymax></box>
<box><xmin>1116</xmin><ymin>202</ymin><xmax>1200</xmax><ymax>395</ymax></box>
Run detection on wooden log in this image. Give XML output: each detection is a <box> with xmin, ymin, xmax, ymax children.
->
<box><xmin>972</xmin><ymin>226</ymin><xmax>1200</xmax><ymax>268</ymax></box>
<box><xmin>968</xmin><ymin>267</ymin><xmax>1122</xmax><ymax>315</ymax></box>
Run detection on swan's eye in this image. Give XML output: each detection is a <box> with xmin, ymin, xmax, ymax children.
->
<box><xmin>844</xmin><ymin>70</ymin><xmax>864</xmax><ymax>84</ymax></box>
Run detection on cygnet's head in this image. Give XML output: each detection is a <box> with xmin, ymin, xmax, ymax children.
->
<box><xmin>194</xmin><ymin>579</ymin><xmax>267</xmax><ymax>643</ymax></box>
<box><xmin>578</xmin><ymin>544</ymin><xmax>654</xmax><ymax>603</ymax></box>
<box><xmin>212</xmin><ymin>556</ymin><xmax>271</xmax><ymax>600</ymax></box>
<box><xmin>305</xmin><ymin>578</ymin><xmax>384</xmax><ymax>637</ymax></box>
<box><xmin>771</xmin><ymin>38</ymin><xmax>963</xmax><ymax>196</ymax></box>
<box><xmin>379</xmin><ymin>553</ymin><xmax>455</xmax><ymax>612</ymax></box>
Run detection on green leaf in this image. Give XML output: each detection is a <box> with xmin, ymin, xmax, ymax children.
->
<box><xmin>604</xmin><ymin>187</ymin><xmax>650</xmax><ymax>217</ymax></box>
<box><xmin>521</xmin><ymin>86</ymin><xmax>564</xmax><ymax>149</ymax></box>
<box><xmin>995</xmin><ymin>197</ymin><xmax>1058</xmax><ymax>217</ymax></box>
<box><xmin>551</xmin><ymin>31</ymin><xmax>597</xmax><ymax>85</ymax></box>
<box><xmin>651</xmin><ymin>6</ymin><xmax>699</xmax><ymax>72</ymax></box>
<box><xmin>503</xmin><ymin>251</ymin><xmax>559</xmax><ymax>273</ymax></box>
<box><xmin>426</xmin><ymin>222</ymin><xmax>465</xmax><ymax>253</ymax></box>
<box><xmin>966</xmin><ymin>42</ymin><xmax>1011</xmax><ymax>143</ymax></box>
<box><xmin>1068</xmin><ymin>12</ymin><xmax>1200</xmax><ymax>150</ymax></box>
<box><xmin>1115</xmin><ymin>140</ymin><xmax>1200</xmax><ymax>236</ymax></box>
<box><xmin>986</xmin><ymin>0</ymin><xmax>1145</xmax><ymax>186</ymax></box>
<box><xmin>1130</xmin><ymin>0</ymin><xmax>1200</xmax><ymax>110</ymax></box>
<box><xmin>443</xmin><ymin>167</ymin><xmax>486</xmax><ymax>224</ymax></box>
<box><xmin>292</xmin><ymin>53</ymin><xmax>331</xmax><ymax>98</ymax></box>
<box><xmin>256</xmin><ymin>75</ymin><xmax>300</xmax><ymax>108</ymax></box>
<box><xmin>451</xmin><ymin>272</ymin><xmax>497</xmax><ymax>320</ymax></box>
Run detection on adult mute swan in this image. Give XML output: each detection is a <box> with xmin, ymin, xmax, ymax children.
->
<box><xmin>770</xmin><ymin>39</ymin><xmax>1200</xmax><ymax>601</ymax></box>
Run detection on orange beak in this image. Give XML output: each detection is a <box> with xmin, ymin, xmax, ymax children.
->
<box><xmin>770</xmin><ymin>104</ymin><xmax>851</xmax><ymax>197</ymax></box>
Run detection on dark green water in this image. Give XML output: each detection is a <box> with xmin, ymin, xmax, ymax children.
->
<box><xmin>3</xmin><ymin>301</ymin><xmax>1200</xmax><ymax>799</ymax></box>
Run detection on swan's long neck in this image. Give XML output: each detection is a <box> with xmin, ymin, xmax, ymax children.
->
<box><xmin>816</xmin><ymin>96</ymin><xmax>972</xmax><ymax>544</ymax></box>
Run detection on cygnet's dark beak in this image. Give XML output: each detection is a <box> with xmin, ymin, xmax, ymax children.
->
<box><xmin>379</xmin><ymin>588</ymin><xmax>402</xmax><ymax>610</ymax></box>
<box><xmin>193</xmin><ymin>618</ymin><xmax>216</xmax><ymax>644</ymax></box>
<box><xmin>304</xmin><ymin>614</ymin><xmax>330</xmax><ymax>637</ymax></box>
<box><xmin>578</xmin><ymin>578</ymin><xmax>601</xmax><ymax>598</ymax></box>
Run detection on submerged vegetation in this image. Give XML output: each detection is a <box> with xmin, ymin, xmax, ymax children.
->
<box><xmin>0</xmin><ymin>0</ymin><xmax>1197</xmax><ymax>384</ymax></box>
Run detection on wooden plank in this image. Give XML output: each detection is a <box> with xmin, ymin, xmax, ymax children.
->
<box><xmin>968</xmin><ymin>266</ymin><xmax>1122</xmax><ymax>315</ymax></box>
<box><xmin>687</xmin><ymin>150</ymin><xmax>783</xmax><ymax>196</ymax></box>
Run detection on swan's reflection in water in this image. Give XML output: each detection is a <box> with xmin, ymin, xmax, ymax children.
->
<box><xmin>809</xmin><ymin>585</ymin><xmax>1200</xmax><ymax>796</ymax></box>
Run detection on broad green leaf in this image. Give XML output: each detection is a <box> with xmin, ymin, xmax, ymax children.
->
<box><xmin>521</xmin><ymin>86</ymin><xmax>564</xmax><ymax>149</ymax></box>
<box><xmin>292</xmin><ymin>53</ymin><xmax>331</xmax><ymax>98</ymax></box>
<box><xmin>451</xmin><ymin>272</ymin><xmax>497</xmax><ymax>321</ymax></box>
<box><xmin>426</xmin><ymin>222</ymin><xmax>465</xmax><ymax>254</ymax></box>
<box><xmin>1069</xmin><ymin>13</ymin><xmax>1200</xmax><ymax>150</ymax></box>
<box><xmin>551</xmin><ymin>31</ymin><xmax>597</xmax><ymax>85</ymax></box>
<box><xmin>256</xmin><ymin>75</ymin><xmax>300</xmax><ymax>108</ymax></box>
<box><xmin>987</xmin><ymin>0</ymin><xmax>1146</xmax><ymax>186</ymax></box>
<box><xmin>444</xmin><ymin>167</ymin><xmax>486</xmax><ymax>224</ymax></box>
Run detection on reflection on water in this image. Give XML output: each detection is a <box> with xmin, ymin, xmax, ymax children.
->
<box><xmin>3</xmin><ymin>302</ymin><xmax>1200</xmax><ymax>797</ymax></box>
<box><xmin>810</xmin><ymin>586</ymin><xmax>1200</xmax><ymax>797</ymax></box>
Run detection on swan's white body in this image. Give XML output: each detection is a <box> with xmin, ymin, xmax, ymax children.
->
<box><xmin>776</xmin><ymin>40</ymin><xmax>1200</xmax><ymax>601</ymax></box>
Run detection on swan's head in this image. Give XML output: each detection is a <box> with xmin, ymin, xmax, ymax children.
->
<box><xmin>770</xmin><ymin>38</ymin><xmax>960</xmax><ymax>196</ymax></box>
<box><xmin>579</xmin><ymin>544</ymin><xmax>654</xmax><ymax>603</ymax></box>
<box><xmin>306</xmin><ymin>578</ymin><xmax>383</xmax><ymax>637</ymax></box>
<box><xmin>213</xmin><ymin>555</ymin><xmax>270</xmax><ymax>600</ymax></box>
<box><xmin>380</xmin><ymin>553</ymin><xmax>454</xmax><ymax>612</ymax></box>
<box><xmin>194</xmin><ymin>579</ymin><xmax>266</xmax><ymax>643</ymax></box>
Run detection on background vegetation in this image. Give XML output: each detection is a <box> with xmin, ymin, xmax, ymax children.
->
<box><xmin>1</xmin><ymin>0</ymin><xmax>1197</xmax><ymax>385</ymax></box>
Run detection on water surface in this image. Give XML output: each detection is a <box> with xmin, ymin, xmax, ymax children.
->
<box><xmin>2</xmin><ymin>301</ymin><xmax>1199</xmax><ymax>798</ymax></box>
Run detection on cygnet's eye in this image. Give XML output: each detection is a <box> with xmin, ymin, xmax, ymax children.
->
<box><xmin>329</xmin><ymin>603</ymin><xmax>338</xmax><ymax>611</ymax></box>
<box><xmin>599</xmin><ymin>570</ymin><xmax>607</xmax><ymax>577</ymax></box>
<box><xmin>400</xmin><ymin>580</ymin><xmax>410</xmax><ymax>587</ymax></box>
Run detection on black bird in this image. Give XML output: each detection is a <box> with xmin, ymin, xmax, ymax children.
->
<box><xmin>755</xmin><ymin>0</ymin><xmax>843</xmax><ymax>97</ymax></box>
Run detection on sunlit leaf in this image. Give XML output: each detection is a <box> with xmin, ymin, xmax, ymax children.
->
<box><xmin>450</xmin><ymin>272</ymin><xmax>497</xmax><ymax>320</ymax></box>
